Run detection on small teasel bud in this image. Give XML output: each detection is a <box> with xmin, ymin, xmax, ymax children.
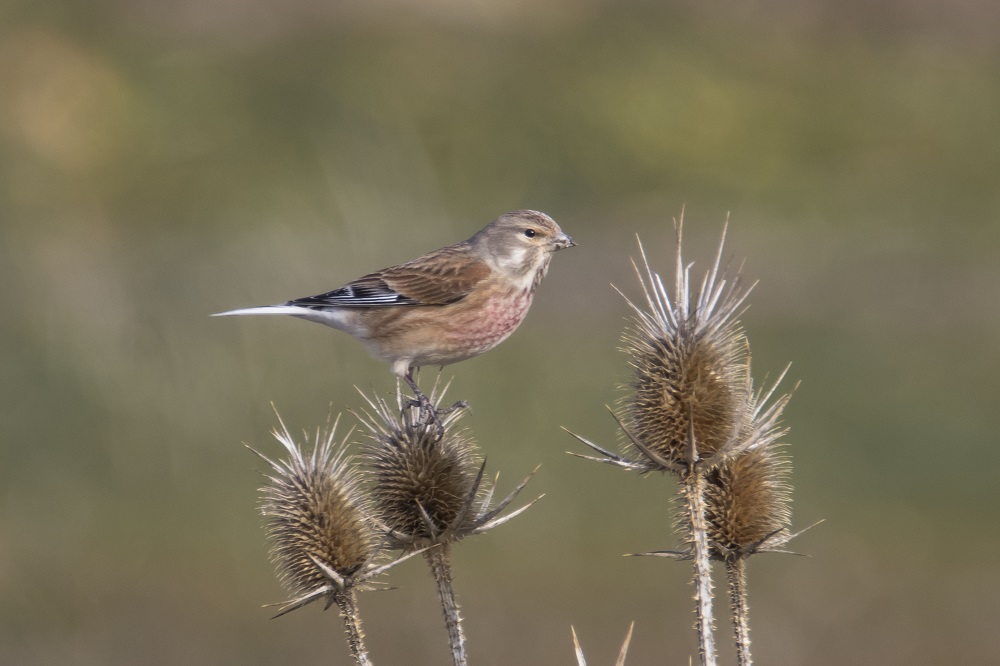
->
<box><xmin>705</xmin><ymin>374</ymin><xmax>795</xmax><ymax>559</ymax></box>
<box><xmin>618</xmin><ymin>223</ymin><xmax>751</xmax><ymax>469</ymax></box>
<box><xmin>252</xmin><ymin>411</ymin><xmax>378</xmax><ymax>609</ymax></box>
<box><xmin>705</xmin><ymin>445</ymin><xmax>791</xmax><ymax>559</ymax></box>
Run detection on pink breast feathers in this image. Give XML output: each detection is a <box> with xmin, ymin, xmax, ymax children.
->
<box><xmin>459</xmin><ymin>290</ymin><xmax>533</xmax><ymax>356</ymax></box>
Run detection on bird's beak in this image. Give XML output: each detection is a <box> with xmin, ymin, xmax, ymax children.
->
<box><xmin>554</xmin><ymin>233</ymin><xmax>577</xmax><ymax>250</ymax></box>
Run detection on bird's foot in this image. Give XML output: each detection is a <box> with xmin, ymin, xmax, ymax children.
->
<box><xmin>401</xmin><ymin>372</ymin><xmax>468</xmax><ymax>439</ymax></box>
<box><xmin>403</xmin><ymin>391</ymin><xmax>445</xmax><ymax>439</ymax></box>
<box><xmin>403</xmin><ymin>398</ymin><xmax>469</xmax><ymax>440</ymax></box>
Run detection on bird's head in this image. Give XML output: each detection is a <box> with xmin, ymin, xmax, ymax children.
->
<box><xmin>471</xmin><ymin>210</ymin><xmax>575</xmax><ymax>288</ymax></box>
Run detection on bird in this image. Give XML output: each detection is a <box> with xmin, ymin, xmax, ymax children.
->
<box><xmin>215</xmin><ymin>210</ymin><xmax>575</xmax><ymax>426</ymax></box>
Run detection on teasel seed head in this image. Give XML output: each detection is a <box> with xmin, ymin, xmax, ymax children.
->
<box><xmin>617</xmin><ymin>221</ymin><xmax>752</xmax><ymax>470</ymax></box>
<box><xmin>355</xmin><ymin>381</ymin><xmax>542</xmax><ymax>549</ymax></box>
<box><xmin>704</xmin><ymin>374</ymin><xmax>796</xmax><ymax>560</ymax></box>
<box><xmin>705</xmin><ymin>446</ymin><xmax>791</xmax><ymax>560</ymax></box>
<box><xmin>252</xmin><ymin>409</ymin><xmax>398</xmax><ymax>618</ymax></box>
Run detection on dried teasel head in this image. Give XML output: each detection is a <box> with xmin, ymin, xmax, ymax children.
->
<box><xmin>355</xmin><ymin>382</ymin><xmax>541</xmax><ymax>549</ymax></box>
<box><xmin>705</xmin><ymin>445</ymin><xmax>792</xmax><ymax>560</ymax></box>
<box><xmin>252</xmin><ymin>409</ymin><xmax>390</xmax><ymax>617</ymax></box>
<box><xmin>704</xmin><ymin>375</ymin><xmax>796</xmax><ymax>560</ymax></box>
<box><xmin>617</xmin><ymin>220</ymin><xmax>751</xmax><ymax>470</ymax></box>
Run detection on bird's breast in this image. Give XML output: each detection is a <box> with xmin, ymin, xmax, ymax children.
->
<box><xmin>464</xmin><ymin>288</ymin><xmax>533</xmax><ymax>349</ymax></box>
<box><xmin>418</xmin><ymin>287</ymin><xmax>534</xmax><ymax>366</ymax></box>
<box><xmin>364</xmin><ymin>286</ymin><xmax>535</xmax><ymax>369</ymax></box>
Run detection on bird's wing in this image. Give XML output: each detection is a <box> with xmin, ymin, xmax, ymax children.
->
<box><xmin>288</xmin><ymin>244</ymin><xmax>492</xmax><ymax>309</ymax></box>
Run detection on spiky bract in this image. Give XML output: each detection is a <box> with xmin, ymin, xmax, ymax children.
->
<box><xmin>255</xmin><ymin>414</ymin><xmax>378</xmax><ymax>602</ymax></box>
<box><xmin>618</xmin><ymin>224</ymin><xmax>751</xmax><ymax>468</ymax></box>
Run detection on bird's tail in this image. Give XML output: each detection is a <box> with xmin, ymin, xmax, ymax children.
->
<box><xmin>212</xmin><ymin>305</ymin><xmax>307</xmax><ymax>317</ymax></box>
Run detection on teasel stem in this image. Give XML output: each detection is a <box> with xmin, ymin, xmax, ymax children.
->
<box><xmin>424</xmin><ymin>542</ymin><xmax>467</xmax><ymax>666</ymax></box>
<box><xmin>726</xmin><ymin>558</ymin><xmax>752</xmax><ymax>666</ymax></box>
<box><xmin>333</xmin><ymin>588</ymin><xmax>372</xmax><ymax>666</ymax></box>
<box><xmin>682</xmin><ymin>466</ymin><xmax>717</xmax><ymax>666</ymax></box>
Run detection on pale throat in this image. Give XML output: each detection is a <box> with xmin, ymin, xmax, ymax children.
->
<box><xmin>498</xmin><ymin>247</ymin><xmax>551</xmax><ymax>293</ymax></box>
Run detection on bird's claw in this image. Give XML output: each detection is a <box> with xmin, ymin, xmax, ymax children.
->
<box><xmin>441</xmin><ymin>400</ymin><xmax>469</xmax><ymax>415</ymax></box>
<box><xmin>402</xmin><ymin>397</ymin><xmax>468</xmax><ymax>440</ymax></box>
<box><xmin>403</xmin><ymin>394</ymin><xmax>442</xmax><ymax>439</ymax></box>
<box><xmin>401</xmin><ymin>372</ymin><xmax>471</xmax><ymax>440</ymax></box>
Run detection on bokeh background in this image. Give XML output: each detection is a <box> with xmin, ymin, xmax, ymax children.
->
<box><xmin>2</xmin><ymin>0</ymin><xmax>998</xmax><ymax>664</ymax></box>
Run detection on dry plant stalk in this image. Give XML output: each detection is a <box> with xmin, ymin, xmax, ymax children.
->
<box><xmin>355</xmin><ymin>381</ymin><xmax>541</xmax><ymax>666</ymax></box>
<box><xmin>566</xmin><ymin>217</ymin><xmax>807</xmax><ymax>666</ymax></box>
<box><xmin>251</xmin><ymin>409</ymin><xmax>425</xmax><ymax>666</ymax></box>
<box><xmin>568</xmin><ymin>219</ymin><xmax>751</xmax><ymax>666</ymax></box>
<box><xmin>618</xmin><ymin>221</ymin><xmax>752</xmax><ymax>662</ymax></box>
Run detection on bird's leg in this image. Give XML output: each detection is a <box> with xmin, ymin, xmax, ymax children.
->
<box><xmin>402</xmin><ymin>369</ymin><xmax>444</xmax><ymax>437</ymax></box>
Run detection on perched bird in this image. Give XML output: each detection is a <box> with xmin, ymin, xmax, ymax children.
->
<box><xmin>215</xmin><ymin>210</ymin><xmax>575</xmax><ymax>420</ymax></box>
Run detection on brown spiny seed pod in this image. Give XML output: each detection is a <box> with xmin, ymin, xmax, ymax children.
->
<box><xmin>256</xmin><ymin>414</ymin><xmax>377</xmax><ymax>599</ymax></box>
<box><xmin>704</xmin><ymin>445</ymin><xmax>792</xmax><ymax>560</ymax></box>
<box><xmin>619</xmin><ymin>226</ymin><xmax>750</xmax><ymax>467</ymax></box>
<box><xmin>355</xmin><ymin>385</ymin><xmax>484</xmax><ymax>547</ymax></box>
<box><xmin>624</xmin><ymin>330</ymin><xmax>748</xmax><ymax>463</ymax></box>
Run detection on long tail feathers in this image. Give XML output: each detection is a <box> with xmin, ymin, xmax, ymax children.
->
<box><xmin>212</xmin><ymin>305</ymin><xmax>304</xmax><ymax>317</ymax></box>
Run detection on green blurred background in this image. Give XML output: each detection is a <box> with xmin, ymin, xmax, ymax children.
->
<box><xmin>2</xmin><ymin>0</ymin><xmax>998</xmax><ymax>663</ymax></box>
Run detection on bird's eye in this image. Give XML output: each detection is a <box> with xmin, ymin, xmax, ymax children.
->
<box><xmin>523</xmin><ymin>228</ymin><xmax>537</xmax><ymax>238</ymax></box>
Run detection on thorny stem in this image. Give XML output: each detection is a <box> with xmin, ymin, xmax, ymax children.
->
<box><xmin>727</xmin><ymin>558</ymin><xmax>753</xmax><ymax>666</ymax></box>
<box><xmin>682</xmin><ymin>470</ymin><xmax>717</xmax><ymax>666</ymax></box>
<box><xmin>334</xmin><ymin>589</ymin><xmax>373</xmax><ymax>666</ymax></box>
<box><xmin>425</xmin><ymin>543</ymin><xmax>467</xmax><ymax>666</ymax></box>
